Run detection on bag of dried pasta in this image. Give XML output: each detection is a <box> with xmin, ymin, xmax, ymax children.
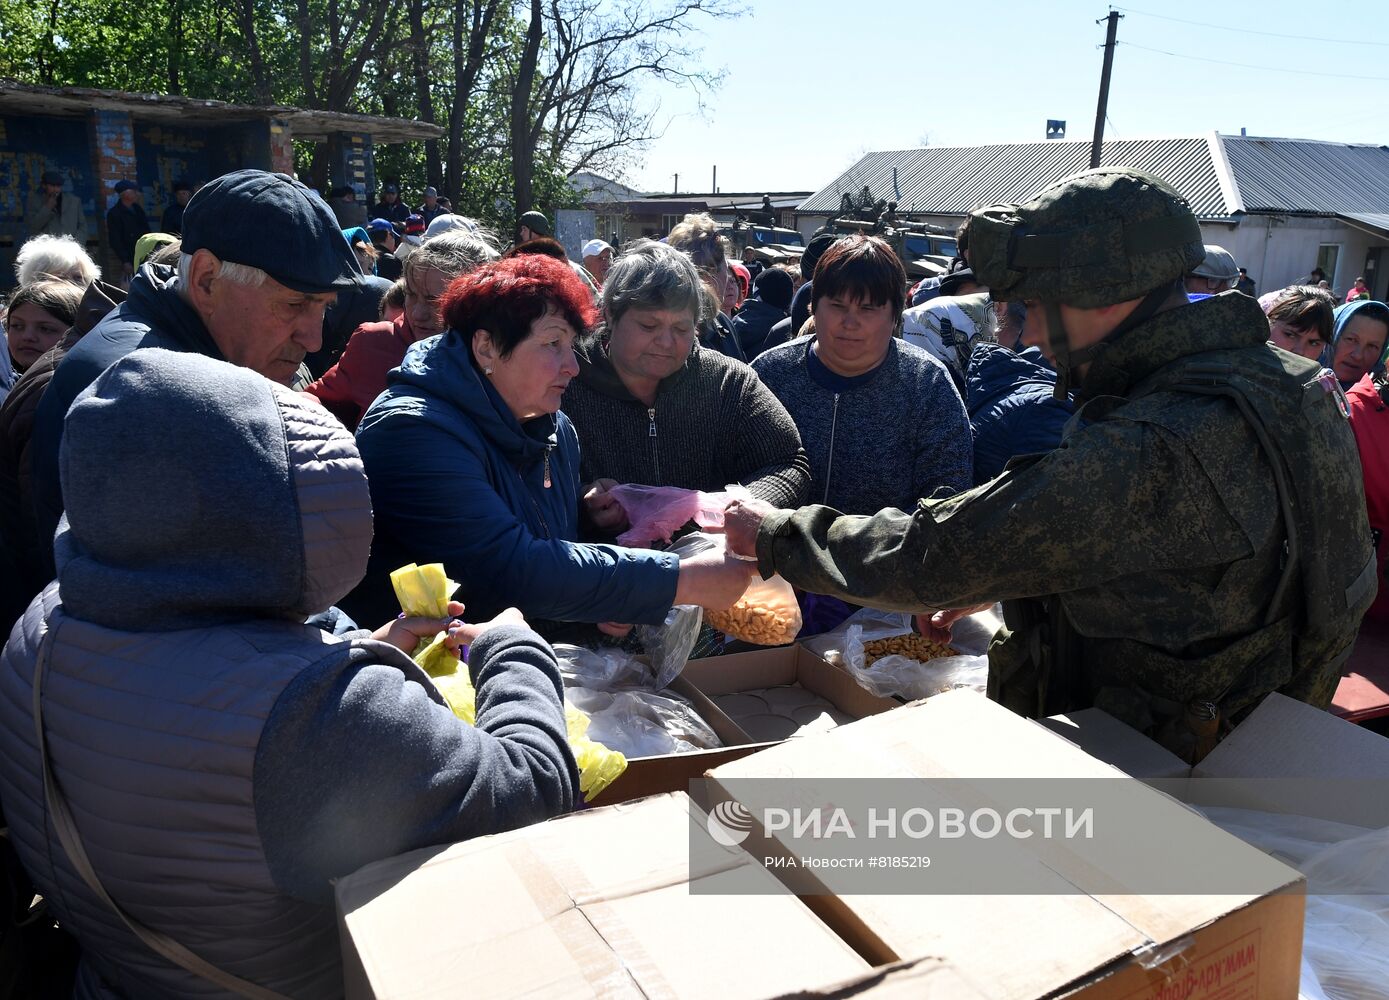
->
<box><xmin>664</xmin><ymin>533</ymin><xmax>802</xmax><ymax>646</ymax></box>
<box><xmin>390</xmin><ymin>562</ymin><xmax>626</xmax><ymax>800</ymax></box>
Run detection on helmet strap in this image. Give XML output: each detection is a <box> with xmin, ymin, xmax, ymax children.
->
<box><xmin>1047</xmin><ymin>280</ymin><xmax>1181</xmax><ymax>401</ymax></box>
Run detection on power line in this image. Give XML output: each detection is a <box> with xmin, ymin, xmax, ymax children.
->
<box><xmin>1118</xmin><ymin>41</ymin><xmax>1389</xmax><ymax>82</ymax></box>
<box><xmin>1114</xmin><ymin>5</ymin><xmax>1389</xmax><ymax>47</ymax></box>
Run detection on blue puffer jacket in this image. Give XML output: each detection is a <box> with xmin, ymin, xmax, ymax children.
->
<box><xmin>348</xmin><ymin>331</ymin><xmax>680</xmax><ymax>626</ymax></box>
<box><xmin>966</xmin><ymin>343</ymin><xmax>1073</xmax><ymax>485</ymax></box>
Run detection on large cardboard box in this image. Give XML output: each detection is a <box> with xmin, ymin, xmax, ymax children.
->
<box><xmin>707</xmin><ymin>690</ymin><xmax>1307</xmax><ymax>1000</ymax></box>
<box><xmin>335</xmin><ymin>791</ymin><xmax>872</xmax><ymax>999</ymax></box>
<box><xmin>1043</xmin><ymin>693</ymin><xmax>1389</xmax><ymax>828</ymax></box>
<box><xmin>590</xmin><ymin>643</ymin><xmax>898</xmax><ymax>805</ymax></box>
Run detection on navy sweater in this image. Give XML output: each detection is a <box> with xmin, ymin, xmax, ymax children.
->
<box><xmin>752</xmin><ymin>335</ymin><xmax>972</xmax><ymax>515</ymax></box>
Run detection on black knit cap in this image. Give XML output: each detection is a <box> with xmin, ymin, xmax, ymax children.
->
<box><xmin>181</xmin><ymin>169</ymin><xmax>362</xmax><ymax>293</ymax></box>
<box><xmin>752</xmin><ymin>267</ymin><xmax>794</xmax><ymax>311</ymax></box>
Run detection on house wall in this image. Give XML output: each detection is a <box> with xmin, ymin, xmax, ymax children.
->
<box><xmin>1203</xmin><ymin>216</ymin><xmax>1385</xmax><ymax>300</ymax></box>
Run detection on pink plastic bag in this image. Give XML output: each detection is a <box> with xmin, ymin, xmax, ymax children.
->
<box><xmin>609</xmin><ymin>484</ymin><xmax>746</xmax><ymax>547</ymax></box>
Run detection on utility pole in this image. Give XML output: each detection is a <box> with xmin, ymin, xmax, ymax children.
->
<box><xmin>1090</xmin><ymin>9</ymin><xmax>1122</xmax><ymax>169</ymax></box>
<box><xmin>673</xmin><ymin>173</ymin><xmax>679</xmax><ymax>194</ymax></box>
<box><xmin>712</xmin><ymin>164</ymin><xmax>717</xmax><ymax>193</ymax></box>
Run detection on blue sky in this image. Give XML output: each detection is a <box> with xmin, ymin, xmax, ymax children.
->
<box><xmin>626</xmin><ymin>0</ymin><xmax>1388</xmax><ymax>194</ymax></box>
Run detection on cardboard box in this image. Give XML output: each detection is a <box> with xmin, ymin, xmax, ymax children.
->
<box><xmin>590</xmin><ymin>643</ymin><xmax>898</xmax><ymax>805</ymax></box>
<box><xmin>708</xmin><ymin>690</ymin><xmax>1307</xmax><ymax>1000</ymax></box>
<box><xmin>1043</xmin><ymin>693</ymin><xmax>1389</xmax><ymax>828</ymax></box>
<box><xmin>336</xmin><ymin>791</ymin><xmax>871</xmax><ymax>999</ymax></box>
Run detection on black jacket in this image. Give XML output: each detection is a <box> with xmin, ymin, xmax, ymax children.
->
<box><xmin>560</xmin><ymin>341</ymin><xmax>809</xmax><ymax>508</ymax></box>
<box><xmin>105</xmin><ymin>202</ymin><xmax>151</xmax><ymax>265</ymax></box>
<box><xmin>730</xmin><ymin>297</ymin><xmax>788</xmax><ymax>360</ymax></box>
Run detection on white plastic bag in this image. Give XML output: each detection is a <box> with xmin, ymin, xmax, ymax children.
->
<box><xmin>802</xmin><ymin>606</ymin><xmax>999</xmax><ymax>701</ymax></box>
<box><xmin>1198</xmin><ymin>807</ymin><xmax>1389</xmax><ymax>1000</ymax></box>
<box><xmin>564</xmin><ymin>685</ymin><xmax>723</xmax><ymax>758</ymax></box>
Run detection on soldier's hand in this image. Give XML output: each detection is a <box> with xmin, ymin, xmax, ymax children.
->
<box><xmin>914</xmin><ymin>603</ymin><xmax>993</xmax><ymax>644</ymax></box>
<box><xmin>723</xmin><ymin>496</ymin><xmax>777</xmax><ymax>558</ymax></box>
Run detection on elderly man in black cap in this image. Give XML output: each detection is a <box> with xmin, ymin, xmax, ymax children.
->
<box><xmin>105</xmin><ymin>179</ymin><xmax>151</xmax><ymax>283</ymax></box>
<box><xmin>161</xmin><ymin>178</ymin><xmax>195</xmax><ymax>235</ymax></box>
<box><xmin>24</xmin><ymin>169</ymin><xmax>88</xmax><ymax>244</ymax></box>
<box><xmin>29</xmin><ymin>169</ymin><xmax>363</xmax><ymax>569</ymax></box>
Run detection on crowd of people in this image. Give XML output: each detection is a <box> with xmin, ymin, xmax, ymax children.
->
<box><xmin>0</xmin><ymin>164</ymin><xmax>1382</xmax><ymax>996</ymax></box>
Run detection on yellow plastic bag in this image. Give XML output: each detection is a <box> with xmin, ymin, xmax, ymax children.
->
<box><xmin>390</xmin><ymin>563</ymin><xmax>626</xmax><ymax>801</ymax></box>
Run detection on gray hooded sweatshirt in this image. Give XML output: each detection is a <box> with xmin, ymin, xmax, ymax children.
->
<box><xmin>0</xmin><ymin>349</ymin><xmax>577</xmax><ymax>999</ymax></box>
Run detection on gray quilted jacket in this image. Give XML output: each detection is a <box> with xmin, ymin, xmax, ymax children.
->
<box><xmin>0</xmin><ymin>350</ymin><xmax>577</xmax><ymax>998</ymax></box>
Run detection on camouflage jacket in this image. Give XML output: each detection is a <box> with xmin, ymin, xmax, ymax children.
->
<box><xmin>756</xmin><ymin>292</ymin><xmax>1373</xmax><ymax>738</ymax></box>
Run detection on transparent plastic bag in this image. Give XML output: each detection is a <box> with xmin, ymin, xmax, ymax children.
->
<box><xmin>1197</xmin><ymin>807</ymin><xmax>1389</xmax><ymax>1000</ymax></box>
<box><xmin>666</xmin><ymin>531</ymin><xmax>802</xmax><ymax>646</ymax></box>
<box><xmin>564</xmin><ymin>685</ymin><xmax>723</xmax><ymax>758</ymax></box>
<box><xmin>608</xmin><ymin>484</ymin><xmax>743</xmax><ymax>547</ymax></box>
<box><xmin>635</xmin><ymin>603</ymin><xmax>704</xmax><ymax>688</ymax></box>
<box><xmin>803</xmin><ymin>606</ymin><xmax>999</xmax><ymax>701</ymax></box>
<box><xmin>553</xmin><ymin>643</ymin><xmax>653</xmax><ymax>691</ymax></box>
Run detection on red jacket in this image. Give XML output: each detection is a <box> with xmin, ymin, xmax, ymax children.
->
<box><xmin>305</xmin><ymin>314</ymin><xmax>417</xmax><ymax>431</ymax></box>
<box><xmin>1347</xmin><ymin>374</ymin><xmax>1389</xmax><ymax>622</ymax></box>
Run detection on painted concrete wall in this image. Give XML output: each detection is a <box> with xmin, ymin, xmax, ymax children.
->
<box><xmin>0</xmin><ymin>113</ymin><xmax>99</xmax><ymax>287</ymax></box>
<box><xmin>2</xmin><ymin>107</ymin><xmax>373</xmax><ymax>289</ymax></box>
<box><xmin>1204</xmin><ymin>217</ymin><xmax>1385</xmax><ymax>301</ymax></box>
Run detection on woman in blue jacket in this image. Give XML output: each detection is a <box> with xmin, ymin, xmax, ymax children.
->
<box><xmin>349</xmin><ymin>254</ymin><xmax>751</xmax><ymax>629</ymax></box>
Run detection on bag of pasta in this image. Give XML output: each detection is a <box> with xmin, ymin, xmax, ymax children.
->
<box><xmin>390</xmin><ymin>563</ymin><xmax>627</xmax><ymax>800</ymax></box>
<box><xmin>665</xmin><ymin>533</ymin><xmax>801</xmax><ymax>646</ymax></box>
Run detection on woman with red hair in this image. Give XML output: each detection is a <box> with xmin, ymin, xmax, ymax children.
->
<box><xmin>347</xmin><ymin>253</ymin><xmax>752</xmax><ymax>630</ymax></box>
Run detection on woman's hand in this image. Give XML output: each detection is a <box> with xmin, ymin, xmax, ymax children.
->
<box><xmin>373</xmin><ymin>602</ymin><xmax>530</xmax><ymax>656</ymax></box>
<box><xmin>723</xmin><ymin>496</ymin><xmax>777</xmax><ymax>558</ymax></box>
<box><xmin>373</xmin><ymin>599</ymin><xmax>468</xmax><ymax>652</ymax></box>
<box><xmin>446</xmin><ymin>607</ymin><xmax>529</xmax><ymax>648</ymax></box>
<box><xmin>673</xmin><ymin>547</ymin><xmax>756</xmax><ymax>610</ymax></box>
<box><xmin>582</xmin><ymin>478</ymin><xmax>629</xmax><ymax>532</ymax></box>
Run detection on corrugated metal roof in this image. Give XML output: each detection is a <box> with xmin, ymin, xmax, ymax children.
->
<box><xmin>799</xmin><ymin>137</ymin><xmax>1231</xmax><ymax>220</ymax></box>
<box><xmin>1221</xmin><ymin>138</ymin><xmax>1389</xmax><ymax>214</ymax></box>
<box><xmin>1339</xmin><ymin>213</ymin><xmax>1389</xmax><ymax>239</ymax></box>
<box><xmin>801</xmin><ymin>134</ymin><xmax>1389</xmax><ymax>222</ymax></box>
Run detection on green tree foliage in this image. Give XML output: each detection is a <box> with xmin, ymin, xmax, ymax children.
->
<box><xmin>0</xmin><ymin>0</ymin><xmax>737</xmax><ymax>229</ymax></box>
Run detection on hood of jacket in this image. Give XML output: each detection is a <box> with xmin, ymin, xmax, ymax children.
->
<box><xmin>1076</xmin><ymin>290</ymin><xmax>1270</xmax><ymax>401</ymax></box>
<box><xmin>389</xmin><ymin>330</ymin><xmax>559</xmax><ymax>464</ymax></box>
<box><xmin>1323</xmin><ymin>298</ymin><xmax>1389</xmax><ymax>381</ymax></box>
<box><xmin>966</xmin><ymin>343</ymin><xmax>1060</xmax><ymax>415</ymax></box>
<box><xmin>53</xmin><ymin>348</ymin><xmax>372</xmax><ymax>630</ymax></box>
<box><xmin>573</xmin><ymin>338</ymin><xmax>696</xmax><ymax>404</ymax></box>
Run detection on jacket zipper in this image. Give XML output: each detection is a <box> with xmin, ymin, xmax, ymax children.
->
<box><xmin>517</xmin><ymin>452</ymin><xmax>552</xmax><ymax>538</ymax></box>
<box><xmin>823</xmin><ymin>393</ymin><xmax>839</xmax><ymax>503</ymax></box>
<box><xmin>648</xmin><ymin>407</ymin><xmax>660</xmax><ymax>482</ymax></box>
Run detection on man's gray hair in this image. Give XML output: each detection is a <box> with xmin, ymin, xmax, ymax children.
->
<box><xmin>404</xmin><ymin>228</ymin><xmax>499</xmax><ymax>284</ymax></box>
<box><xmin>14</xmin><ymin>234</ymin><xmax>102</xmax><ymax>287</ymax></box>
<box><xmin>602</xmin><ymin>239</ymin><xmax>711</xmax><ymax>327</ymax></box>
<box><xmin>176</xmin><ymin>252</ymin><xmax>268</xmax><ymax>290</ymax></box>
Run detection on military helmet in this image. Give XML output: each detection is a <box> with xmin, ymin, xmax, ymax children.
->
<box><xmin>1191</xmin><ymin>244</ymin><xmax>1239</xmax><ymax>282</ymax></box>
<box><xmin>968</xmin><ymin>167</ymin><xmax>1204</xmax><ymax>308</ymax></box>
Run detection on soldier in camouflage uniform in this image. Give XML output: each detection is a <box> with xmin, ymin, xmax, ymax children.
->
<box><xmin>725</xmin><ymin>167</ymin><xmax>1375</xmax><ymax>761</ymax></box>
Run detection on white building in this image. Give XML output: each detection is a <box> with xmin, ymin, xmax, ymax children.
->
<box><xmin>797</xmin><ymin>133</ymin><xmax>1389</xmax><ymax>299</ymax></box>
